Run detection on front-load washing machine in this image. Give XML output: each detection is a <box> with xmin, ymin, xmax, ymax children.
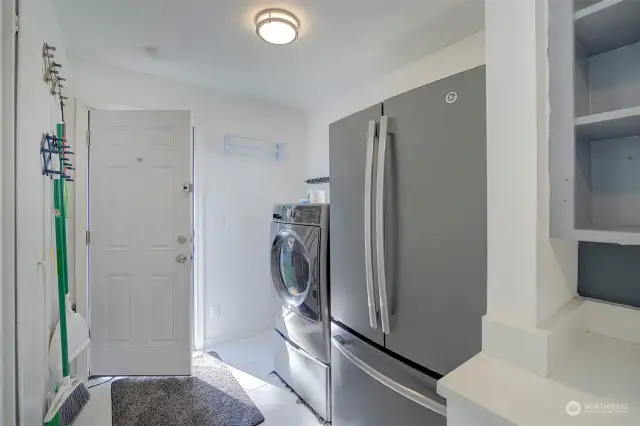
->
<box><xmin>270</xmin><ymin>203</ymin><xmax>330</xmax><ymax>423</ymax></box>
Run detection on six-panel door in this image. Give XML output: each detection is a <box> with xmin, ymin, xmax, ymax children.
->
<box><xmin>89</xmin><ymin>110</ymin><xmax>192</xmax><ymax>376</ymax></box>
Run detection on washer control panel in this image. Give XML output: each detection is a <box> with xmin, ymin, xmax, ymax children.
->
<box><xmin>273</xmin><ymin>204</ymin><xmax>326</xmax><ymax>225</ymax></box>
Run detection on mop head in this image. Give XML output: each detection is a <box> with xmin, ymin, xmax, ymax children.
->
<box><xmin>43</xmin><ymin>378</ymin><xmax>90</xmax><ymax>426</ymax></box>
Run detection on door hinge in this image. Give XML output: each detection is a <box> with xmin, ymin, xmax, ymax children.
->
<box><xmin>86</xmin><ymin>230</ymin><xmax>91</xmax><ymax>245</ymax></box>
<box><xmin>14</xmin><ymin>15</ymin><xmax>18</xmax><ymax>33</ymax></box>
<box><xmin>86</xmin><ymin>129</ymin><xmax>91</xmax><ymax>147</ymax></box>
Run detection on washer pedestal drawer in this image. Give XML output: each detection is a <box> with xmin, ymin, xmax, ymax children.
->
<box><xmin>276</xmin><ymin>308</ymin><xmax>330</xmax><ymax>363</ymax></box>
<box><xmin>273</xmin><ymin>329</ymin><xmax>331</xmax><ymax>422</ymax></box>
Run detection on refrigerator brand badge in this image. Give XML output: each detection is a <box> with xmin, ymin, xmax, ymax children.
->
<box><xmin>445</xmin><ymin>92</ymin><xmax>458</xmax><ymax>104</ymax></box>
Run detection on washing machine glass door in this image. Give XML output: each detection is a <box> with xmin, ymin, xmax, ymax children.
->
<box><xmin>272</xmin><ymin>230</ymin><xmax>311</xmax><ymax>306</ymax></box>
<box><xmin>271</xmin><ymin>225</ymin><xmax>321</xmax><ymax>323</ymax></box>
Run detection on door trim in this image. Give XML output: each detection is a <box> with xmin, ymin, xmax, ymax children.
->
<box><xmin>74</xmin><ymin>103</ymin><xmax>90</xmax><ymax>380</ymax></box>
<box><xmin>2</xmin><ymin>0</ymin><xmax>18</xmax><ymax>423</ymax></box>
<box><xmin>192</xmin><ymin>125</ymin><xmax>204</xmax><ymax>350</ymax></box>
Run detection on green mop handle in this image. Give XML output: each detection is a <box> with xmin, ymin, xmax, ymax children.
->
<box><xmin>57</xmin><ymin>123</ymin><xmax>70</xmax><ymax>297</ymax></box>
<box><xmin>54</xmin><ymin>178</ymin><xmax>70</xmax><ymax>378</ymax></box>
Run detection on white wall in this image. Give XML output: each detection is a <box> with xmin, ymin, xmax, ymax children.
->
<box><xmin>0</xmin><ymin>1</ymin><xmax>3</xmax><ymax>416</ymax></box>
<box><xmin>0</xmin><ymin>0</ymin><xmax>5</xmax><ymax>421</ymax></box>
<box><xmin>0</xmin><ymin>0</ymin><xmax>8</xmax><ymax>422</ymax></box>
<box><xmin>306</xmin><ymin>32</ymin><xmax>486</xmax><ymax>186</ymax></box>
<box><xmin>480</xmin><ymin>0</ymin><xmax>578</xmax><ymax>377</ymax></box>
<box><xmin>68</xmin><ymin>58</ymin><xmax>309</xmax><ymax>347</ymax></box>
<box><xmin>16</xmin><ymin>0</ymin><xmax>68</xmax><ymax>423</ymax></box>
<box><xmin>485</xmin><ymin>0</ymin><xmax>576</xmax><ymax>331</ymax></box>
<box><xmin>532</xmin><ymin>1</ymin><xmax>577</xmax><ymax>327</ymax></box>
<box><xmin>0</xmin><ymin>3</ymin><xmax>20</xmax><ymax>424</ymax></box>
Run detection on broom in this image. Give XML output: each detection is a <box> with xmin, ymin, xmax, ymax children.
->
<box><xmin>44</xmin><ymin>126</ymin><xmax>90</xmax><ymax>425</ymax></box>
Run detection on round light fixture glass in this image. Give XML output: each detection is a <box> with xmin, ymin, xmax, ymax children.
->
<box><xmin>255</xmin><ymin>9</ymin><xmax>300</xmax><ymax>45</ymax></box>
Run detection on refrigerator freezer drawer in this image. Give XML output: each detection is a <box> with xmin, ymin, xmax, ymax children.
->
<box><xmin>331</xmin><ymin>322</ymin><xmax>446</xmax><ymax>426</ymax></box>
<box><xmin>273</xmin><ymin>329</ymin><xmax>331</xmax><ymax>422</ymax></box>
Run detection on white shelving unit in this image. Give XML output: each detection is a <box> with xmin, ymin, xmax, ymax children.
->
<box><xmin>550</xmin><ymin>0</ymin><xmax>640</xmax><ymax>307</ymax></box>
<box><xmin>575</xmin><ymin>0</ymin><xmax>640</xmax><ymax>55</ymax></box>
<box><xmin>551</xmin><ymin>0</ymin><xmax>640</xmax><ymax>244</ymax></box>
<box><xmin>573</xmin><ymin>228</ymin><xmax>640</xmax><ymax>246</ymax></box>
<box><xmin>575</xmin><ymin>107</ymin><xmax>640</xmax><ymax>141</ymax></box>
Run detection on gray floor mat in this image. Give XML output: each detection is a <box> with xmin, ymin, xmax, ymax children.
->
<box><xmin>111</xmin><ymin>352</ymin><xmax>265</xmax><ymax>426</ymax></box>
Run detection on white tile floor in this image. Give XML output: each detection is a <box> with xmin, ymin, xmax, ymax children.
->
<box><xmin>74</xmin><ymin>331</ymin><xmax>321</xmax><ymax>426</ymax></box>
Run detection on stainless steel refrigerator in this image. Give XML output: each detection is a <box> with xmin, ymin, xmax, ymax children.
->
<box><xmin>329</xmin><ymin>65</ymin><xmax>487</xmax><ymax>425</ymax></box>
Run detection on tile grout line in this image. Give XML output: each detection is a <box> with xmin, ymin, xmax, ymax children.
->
<box><xmin>247</xmin><ymin>383</ymin><xmax>269</xmax><ymax>394</ymax></box>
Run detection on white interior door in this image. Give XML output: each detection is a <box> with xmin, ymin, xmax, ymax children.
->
<box><xmin>89</xmin><ymin>110</ymin><xmax>192</xmax><ymax>375</ymax></box>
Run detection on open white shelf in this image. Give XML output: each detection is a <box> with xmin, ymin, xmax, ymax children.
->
<box><xmin>575</xmin><ymin>0</ymin><xmax>640</xmax><ymax>56</ymax></box>
<box><xmin>575</xmin><ymin>106</ymin><xmax>640</xmax><ymax>140</ymax></box>
<box><xmin>574</xmin><ymin>227</ymin><xmax>640</xmax><ymax>245</ymax></box>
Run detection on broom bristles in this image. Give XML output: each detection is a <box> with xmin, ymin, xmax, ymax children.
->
<box><xmin>59</xmin><ymin>382</ymin><xmax>90</xmax><ymax>425</ymax></box>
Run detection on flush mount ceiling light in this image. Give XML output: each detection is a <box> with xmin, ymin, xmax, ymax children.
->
<box><xmin>255</xmin><ymin>9</ymin><xmax>300</xmax><ymax>45</ymax></box>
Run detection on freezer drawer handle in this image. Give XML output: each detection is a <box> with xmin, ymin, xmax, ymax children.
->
<box><xmin>331</xmin><ymin>336</ymin><xmax>447</xmax><ymax>417</ymax></box>
<box><xmin>376</xmin><ymin>116</ymin><xmax>391</xmax><ymax>335</ymax></box>
<box><xmin>364</xmin><ymin>119</ymin><xmax>379</xmax><ymax>330</ymax></box>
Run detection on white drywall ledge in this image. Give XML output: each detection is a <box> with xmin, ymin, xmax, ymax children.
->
<box><xmin>482</xmin><ymin>297</ymin><xmax>586</xmax><ymax>376</ymax></box>
<box><xmin>442</xmin><ymin>299</ymin><xmax>640</xmax><ymax>425</ymax></box>
<box><xmin>439</xmin><ymin>347</ymin><xmax>639</xmax><ymax>426</ymax></box>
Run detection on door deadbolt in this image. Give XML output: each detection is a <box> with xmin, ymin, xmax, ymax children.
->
<box><xmin>177</xmin><ymin>235</ymin><xmax>187</xmax><ymax>244</ymax></box>
<box><xmin>176</xmin><ymin>253</ymin><xmax>187</xmax><ymax>264</ymax></box>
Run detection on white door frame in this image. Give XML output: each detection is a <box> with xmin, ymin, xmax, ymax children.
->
<box><xmin>1</xmin><ymin>0</ymin><xmax>18</xmax><ymax>423</ymax></box>
<box><xmin>73</xmin><ymin>107</ymin><xmax>204</xmax><ymax>375</ymax></box>
<box><xmin>192</xmin><ymin>124</ymin><xmax>204</xmax><ymax>351</ymax></box>
<box><xmin>73</xmin><ymin>103</ymin><xmax>90</xmax><ymax>379</ymax></box>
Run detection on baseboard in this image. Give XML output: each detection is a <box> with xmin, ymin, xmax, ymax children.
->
<box><xmin>484</xmin><ymin>297</ymin><xmax>640</xmax><ymax>378</ymax></box>
<box><xmin>482</xmin><ymin>297</ymin><xmax>587</xmax><ymax>377</ymax></box>
<box><xmin>482</xmin><ymin>315</ymin><xmax>550</xmax><ymax>376</ymax></box>
<box><xmin>584</xmin><ymin>299</ymin><xmax>640</xmax><ymax>345</ymax></box>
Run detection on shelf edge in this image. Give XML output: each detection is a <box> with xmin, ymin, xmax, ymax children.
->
<box><xmin>575</xmin><ymin>106</ymin><xmax>640</xmax><ymax>126</ymax></box>
<box><xmin>574</xmin><ymin>0</ymin><xmax>625</xmax><ymax>21</ymax></box>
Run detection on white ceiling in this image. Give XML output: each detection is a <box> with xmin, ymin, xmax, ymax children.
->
<box><xmin>54</xmin><ymin>0</ymin><xmax>484</xmax><ymax>109</ymax></box>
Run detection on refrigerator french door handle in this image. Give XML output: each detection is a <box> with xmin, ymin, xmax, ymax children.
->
<box><xmin>331</xmin><ymin>336</ymin><xmax>447</xmax><ymax>417</ymax></box>
<box><xmin>376</xmin><ymin>116</ymin><xmax>391</xmax><ymax>334</ymax></box>
<box><xmin>364</xmin><ymin>120</ymin><xmax>379</xmax><ymax>329</ymax></box>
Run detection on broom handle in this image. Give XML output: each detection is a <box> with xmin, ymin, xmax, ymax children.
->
<box><xmin>56</xmin><ymin>122</ymin><xmax>71</xmax><ymax>377</ymax></box>
<box><xmin>57</xmin><ymin>123</ymin><xmax>69</xmax><ymax>297</ymax></box>
<box><xmin>54</xmin><ymin>178</ymin><xmax>70</xmax><ymax>378</ymax></box>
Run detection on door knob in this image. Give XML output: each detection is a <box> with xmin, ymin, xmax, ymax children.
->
<box><xmin>176</xmin><ymin>254</ymin><xmax>188</xmax><ymax>264</ymax></box>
